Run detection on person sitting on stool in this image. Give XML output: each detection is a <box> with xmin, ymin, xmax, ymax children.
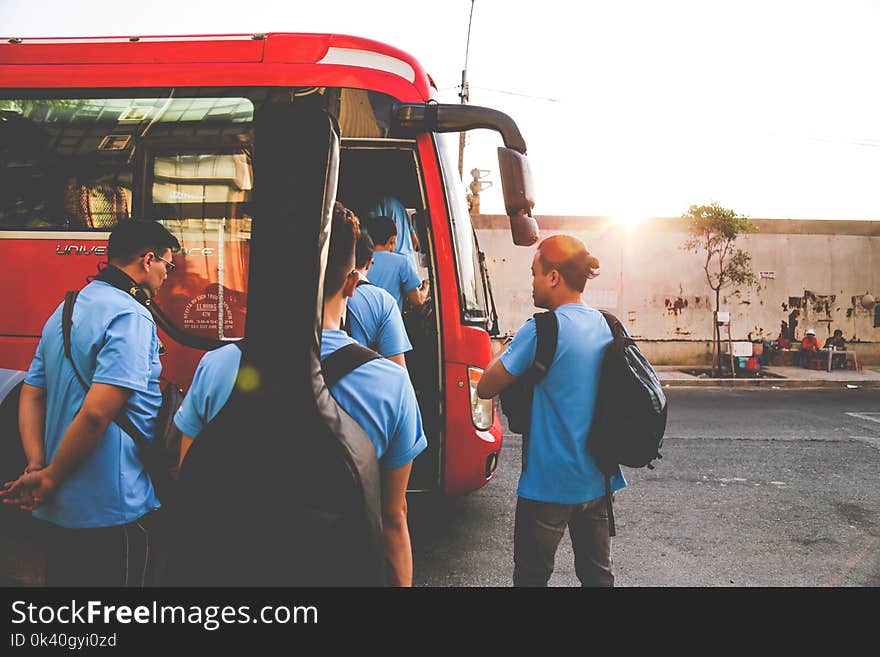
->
<box><xmin>800</xmin><ymin>328</ymin><xmax>821</xmax><ymax>368</ymax></box>
<box><xmin>823</xmin><ymin>329</ymin><xmax>847</xmax><ymax>369</ymax></box>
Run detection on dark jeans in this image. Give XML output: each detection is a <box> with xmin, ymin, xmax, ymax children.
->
<box><xmin>44</xmin><ymin>512</ymin><xmax>158</xmax><ymax>587</ymax></box>
<box><xmin>513</xmin><ymin>496</ymin><xmax>614</xmax><ymax>587</ymax></box>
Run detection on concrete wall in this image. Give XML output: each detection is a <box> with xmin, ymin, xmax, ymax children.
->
<box><xmin>474</xmin><ymin>216</ymin><xmax>880</xmax><ymax>365</ymax></box>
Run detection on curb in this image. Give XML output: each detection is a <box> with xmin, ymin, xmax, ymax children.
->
<box><xmin>659</xmin><ymin>378</ymin><xmax>880</xmax><ymax>388</ymax></box>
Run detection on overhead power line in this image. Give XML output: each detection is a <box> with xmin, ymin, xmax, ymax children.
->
<box><xmin>469</xmin><ymin>85</ymin><xmax>563</xmax><ymax>103</ymax></box>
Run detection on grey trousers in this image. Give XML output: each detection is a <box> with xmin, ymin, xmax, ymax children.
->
<box><xmin>513</xmin><ymin>495</ymin><xmax>614</xmax><ymax>587</ymax></box>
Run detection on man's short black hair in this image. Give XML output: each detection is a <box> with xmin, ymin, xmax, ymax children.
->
<box><xmin>355</xmin><ymin>232</ymin><xmax>375</xmax><ymax>269</ymax></box>
<box><xmin>367</xmin><ymin>215</ymin><xmax>397</xmax><ymax>247</ymax></box>
<box><xmin>108</xmin><ymin>220</ymin><xmax>181</xmax><ymax>263</ymax></box>
<box><xmin>324</xmin><ymin>202</ymin><xmax>361</xmax><ymax>298</ymax></box>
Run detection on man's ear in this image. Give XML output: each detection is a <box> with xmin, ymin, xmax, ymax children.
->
<box><xmin>548</xmin><ymin>269</ymin><xmax>561</xmax><ymax>288</ymax></box>
<box><xmin>342</xmin><ymin>270</ymin><xmax>360</xmax><ymax>299</ymax></box>
<box><xmin>141</xmin><ymin>251</ymin><xmax>155</xmax><ymax>273</ymax></box>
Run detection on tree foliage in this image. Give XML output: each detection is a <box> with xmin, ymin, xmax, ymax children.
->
<box><xmin>681</xmin><ymin>203</ymin><xmax>758</xmax><ymax>295</ymax></box>
<box><xmin>681</xmin><ymin>202</ymin><xmax>758</xmax><ymax>376</ymax></box>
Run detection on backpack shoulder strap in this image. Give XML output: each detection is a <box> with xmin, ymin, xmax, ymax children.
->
<box><xmin>598</xmin><ymin>309</ymin><xmax>633</xmax><ymax>346</ymax></box>
<box><xmin>530</xmin><ymin>310</ymin><xmax>559</xmax><ymax>381</ymax></box>
<box><xmin>598</xmin><ymin>309</ymin><xmax>620</xmax><ymax>332</ymax></box>
<box><xmin>321</xmin><ymin>342</ymin><xmax>382</xmax><ymax>388</ymax></box>
<box><xmin>62</xmin><ymin>289</ymin><xmax>151</xmax><ymax>451</ymax></box>
<box><xmin>61</xmin><ymin>291</ymin><xmax>89</xmax><ymax>391</ymax></box>
<box><xmin>343</xmin><ymin>280</ymin><xmax>374</xmax><ymax>335</ymax></box>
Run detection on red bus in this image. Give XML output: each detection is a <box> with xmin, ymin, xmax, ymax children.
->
<box><xmin>0</xmin><ymin>32</ymin><xmax>538</xmax><ymax>497</ymax></box>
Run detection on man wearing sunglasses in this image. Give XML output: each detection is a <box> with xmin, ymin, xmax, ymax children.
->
<box><xmin>2</xmin><ymin>220</ymin><xmax>180</xmax><ymax>587</ymax></box>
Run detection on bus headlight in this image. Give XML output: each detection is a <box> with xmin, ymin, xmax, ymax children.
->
<box><xmin>467</xmin><ymin>367</ymin><xmax>493</xmax><ymax>430</ymax></box>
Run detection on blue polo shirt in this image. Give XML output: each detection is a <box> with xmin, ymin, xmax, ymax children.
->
<box><xmin>364</xmin><ymin>195</ymin><xmax>416</xmax><ymax>261</ymax></box>
<box><xmin>175</xmin><ymin>330</ymin><xmax>427</xmax><ymax>471</ymax></box>
<box><xmin>347</xmin><ymin>282</ymin><xmax>412</xmax><ymax>358</ymax></box>
<box><xmin>368</xmin><ymin>250</ymin><xmax>422</xmax><ymax>311</ymax></box>
<box><xmin>24</xmin><ymin>281</ymin><xmax>161</xmax><ymax>528</ymax></box>
<box><xmin>501</xmin><ymin>303</ymin><xmax>626</xmax><ymax>504</ymax></box>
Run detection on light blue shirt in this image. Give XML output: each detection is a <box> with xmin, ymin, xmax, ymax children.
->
<box><xmin>368</xmin><ymin>250</ymin><xmax>422</xmax><ymax>311</ymax></box>
<box><xmin>347</xmin><ymin>282</ymin><xmax>412</xmax><ymax>358</ymax></box>
<box><xmin>175</xmin><ymin>330</ymin><xmax>427</xmax><ymax>471</ymax></box>
<box><xmin>364</xmin><ymin>195</ymin><xmax>416</xmax><ymax>260</ymax></box>
<box><xmin>501</xmin><ymin>303</ymin><xmax>626</xmax><ymax>504</ymax></box>
<box><xmin>24</xmin><ymin>280</ymin><xmax>161</xmax><ymax>528</ymax></box>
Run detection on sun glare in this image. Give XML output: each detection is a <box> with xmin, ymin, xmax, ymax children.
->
<box><xmin>613</xmin><ymin>215</ymin><xmax>645</xmax><ymax>229</ymax></box>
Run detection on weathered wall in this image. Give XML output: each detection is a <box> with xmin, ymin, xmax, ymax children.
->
<box><xmin>474</xmin><ymin>216</ymin><xmax>880</xmax><ymax>364</ymax></box>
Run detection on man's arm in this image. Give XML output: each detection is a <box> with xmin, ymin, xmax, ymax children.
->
<box><xmin>49</xmin><ymin>383</ymin><xmax>129</xmax><ymax>483</ymax></box>
<box><xmin>476</xmin><ymin>351</ymin><xmax>519</xmax><ymax>399</ymax></box>
<box><xmin>179</xmin><ymin>435</ymin><xmax>194</xmax><ymax>468</ymax></box>
<box><xmin>381</xmin><ymin>462</ymin><xmax>413</xmax><ymax>587</ymax></box>
<box><xmin>388</xmin><ymin>353</ymin><xmax>408</xmax><ymax>369</ymax></box>
<box><xmin>2</xmin><ymin>383</ymin><xmax>129</xmax><ymax>509</ymax></box>
<box><xmin>18</xmin><ymin>383</ymin><xmax>47</xmax><ymax>472</ymax></box>
<box><xmin>406</xmin><ymin>279</ymin><xmax>430</xmax><ymax>307</ymax></box>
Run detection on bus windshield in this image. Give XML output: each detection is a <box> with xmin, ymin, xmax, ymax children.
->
<box><xmin>435</xmin><ymin>132</ymin><xmax>488</xmax><ymax>323</ymax></box>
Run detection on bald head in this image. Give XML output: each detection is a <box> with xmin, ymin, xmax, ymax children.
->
<box><xmin>536</xmin><ymin>235</ymin><xmax>600</xmax><ymax>293</ymax></box>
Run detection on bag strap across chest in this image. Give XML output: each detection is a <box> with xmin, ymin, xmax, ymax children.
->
<box><xmin>321</xmin><ymin>342</ymin><xmax>382</xmax><ymax>387</ymax></box>
<box><xmin>61</xmin><ymin>290</ymin><xmax>152</xmax><ymax>452</ymax></box>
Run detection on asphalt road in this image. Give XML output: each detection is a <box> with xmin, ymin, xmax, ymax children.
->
<box><xmin>409</xmin><ymin>387</ymin><xmax>880</xmax><ymax>587</ymax></box>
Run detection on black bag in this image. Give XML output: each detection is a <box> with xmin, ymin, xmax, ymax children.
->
<box><xmin>62</xmin><ymin>291</ymin><xmax>183</xmax><ymax>504</ymax></box>
<box><xmin>588</xmin><ymin>311</ymin><xmax>667</xmax><ymax>536</ymax></box>
<box><xmin>170</xmin><ymin>341</ymin><xmax>384</xmax><ymax>586</ymax></box>
<box><xmin>499</xmin><ymin>311</ymin><xmax>558</xmax><ymax>437</ymax></box>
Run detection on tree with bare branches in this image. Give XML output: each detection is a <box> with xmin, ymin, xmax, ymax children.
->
<box><xmin>681</xmin><ymin>203</ymin><xmax>758</xmax><ymax>377</ymax></box>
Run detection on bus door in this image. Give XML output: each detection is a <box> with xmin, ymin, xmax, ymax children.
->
<box><xmin>338</xmin><ymin>140</ymin><xmax>442</xmax><ymax>491</ymax></box>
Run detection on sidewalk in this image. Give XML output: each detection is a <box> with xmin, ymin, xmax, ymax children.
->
<box><xmin>656</xmin><ymin>364</ymin><xmax>880</xmax><ymax>388</ymax></box>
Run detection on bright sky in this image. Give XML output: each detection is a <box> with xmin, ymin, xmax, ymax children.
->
<box><xmin>2</xmin><ymin>0</ymin><xmax>879</xmax><ymax>220</ymax></box>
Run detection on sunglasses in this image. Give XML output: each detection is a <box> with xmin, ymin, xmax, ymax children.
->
<box><xmin>154</xmin><ymin>254</ymin><xmax>175</xmax><ymax>273</ymax></box>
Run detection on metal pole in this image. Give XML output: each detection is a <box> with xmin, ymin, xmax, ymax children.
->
<box><xmin>458</xmin><ymin>0</ymin><xmax>476</xmax><ymax>179</ymax></box>
<box><xmin>728</xmin><ymin>323</ymin><xmax>736</xmax><ymax>377</ymax></box>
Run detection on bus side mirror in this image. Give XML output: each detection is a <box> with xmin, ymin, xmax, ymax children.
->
<box><xmin>393</xmin><ymin>102</ymin><xmax>540</xmax><ymax>246</ymax></box>
<box><xmin>497</xmin><ymin>147</ymin><xmax>539</xmax><ymax>247</ymax></box>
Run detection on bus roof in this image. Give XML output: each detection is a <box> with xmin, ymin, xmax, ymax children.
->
<box><xmin>0</xmin><ymin>33</ymin><xmax>435</xmax><ymax>101</ymax></box>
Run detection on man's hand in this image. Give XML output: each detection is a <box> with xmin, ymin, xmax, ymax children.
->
<box><xmin>407</xmin><ymin>279</ymin><xmax>430</xmax><ymax>308</ymax></box>
<box><xmin>1</xmin><ymin>467</ymin><xmax>58</xmax><ymax>511</ymax></box>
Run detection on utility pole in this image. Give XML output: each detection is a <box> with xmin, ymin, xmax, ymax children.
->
<box><xmin>458</xmin><ymin>0</ymin><xmax>476</xmax><ymax>180</ymax></box>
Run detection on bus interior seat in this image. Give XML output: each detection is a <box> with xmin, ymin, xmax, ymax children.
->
<box><xmin>63</xmin><ymin>180</ymin><xmax>130</xmax><ymax>229</ymax></box>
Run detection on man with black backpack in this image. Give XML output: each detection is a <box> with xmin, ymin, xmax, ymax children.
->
<box><xmin>0</xmin><ymin>220</ymin><xmax>180</xmax><ymax>586</ymax></box>
<box><xmin>174</xmin><ymin>202</ymin><xmax>427</xmax><ymax>586</ymax></box>
<box><xmin>477</xmin><ymin>235</ymin><xmax>625</xmax><ymax>587</ymax></box>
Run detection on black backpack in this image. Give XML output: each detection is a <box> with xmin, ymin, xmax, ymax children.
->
<box><xmin>588</xmin><ymin>311</ymin><xmax>667</xmax><ymax>536</ymax></box>
<box><xmin>170</xmin><ymin>340</ymin><xmax>386</xmax><ymax>586</ymax></box>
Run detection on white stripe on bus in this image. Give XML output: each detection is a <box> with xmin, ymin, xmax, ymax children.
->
<box><xmin>3</xmin><ymin>36</ymin><xmax>253</xmax><ymax>44</ymax></box>
<box><xmin>317</xmin><ymin>47</ymin><xmax>415</xmax><ymax>83</ymax></box>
